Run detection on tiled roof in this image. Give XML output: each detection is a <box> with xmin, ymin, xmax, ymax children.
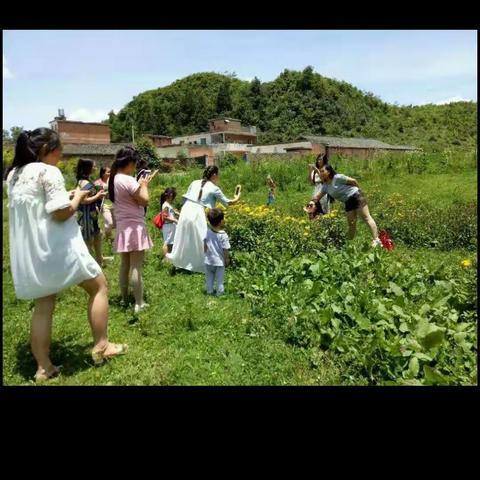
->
<box><xmin>298</xmin><ymin>135</ymin><xmax>417</xmax><ymax>150</ymax></box>
<box><xmin>62</xmin><ymin>143</ymin><xmax>131</xmax><ymax>156</ymax></box>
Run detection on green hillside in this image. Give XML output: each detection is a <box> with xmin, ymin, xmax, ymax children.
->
<box><xmin>107</xmin><ymin>68</ymin><xmax>477</xmax><ymax>152</ymax></box>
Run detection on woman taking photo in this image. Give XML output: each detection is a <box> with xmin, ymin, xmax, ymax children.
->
<box><xmin>308</xmin><ymin>153</ymin><xmax>330</xmax><ymax>214</ymax></box>
<box><xmin>166</xmin><ymin>165</ymin><xmax>241</xmax><ymax>273</ymax></box>
<box><xmin>76</xmin><ymin>158</ymin><xmax>108</xmax><ymax>267</ymax></box>
<box><xmin>108</xmin><ymin>147</ymin><xmax>156</xmax><ymax>314</ymax></box>
<box><xmin>94</xmin><ymin>166</ymin><xmax>115</xmax><ymax>245</ymax></box>
<box><xmin>314</xmin><ymin>165</ymin><xmax>381</xmax><ymax>247</ymax></box>
<box><xmin>5</xmin><ymin>128</ymin><xmax>127</xmax><ymax>382</ymax></box>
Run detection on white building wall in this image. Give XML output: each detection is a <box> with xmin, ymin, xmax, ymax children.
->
<box><xmin>171</xmin><ymin>133</ymin><xmax>212</xmax><ymax>145</ymax></box>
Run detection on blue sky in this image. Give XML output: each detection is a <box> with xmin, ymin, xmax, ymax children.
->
<box><xmin>3</xmin><ymin>30</ymin><xmax>477</xmax><ymax>131</ymax></box>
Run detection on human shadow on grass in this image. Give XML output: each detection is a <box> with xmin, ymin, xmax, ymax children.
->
<box><xmin>109</xmin><ymin>294</ymin><xmax>147</xmax><ymax>325</ymax></box>
<box><xmin>14</xmin><ymin>335</ymin><xmax>93</xmax><ymax>381</ymax></box>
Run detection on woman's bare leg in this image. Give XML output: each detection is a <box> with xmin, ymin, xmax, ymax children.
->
<box><xmin>92</xmin><ymin>233</ymin><xmax>103</xmax><ymax>266</ymax></box>
<box><xmin>31</xmin><ymin>294</ymin><xmax>57</xmax><ymax>374</ymax></box>
<box><xmin>346</xmin><ymin>210</ymin><xmax>358</xmax><ymax>240</ymax></box>
<box><xmin>79</xmin><ymin>274</ymin><xmax>109</xmax><ymax>351</ymax></box>
<box><xmin>130</xmin><ymin>250</ymin><xmax>145</xmax><ymax>306</ymax></box>
<box><xmin>79</xmin><ymin>274</ymin><xmax>126</xmax><ymax>357</ymax></box>
<box><xmin>358</xmin><ymin>204</ymin><xmax>379</xmax><ymax>240</ymax></box>
<box><xmin>119</xmin><ymin>253</ymin><xmax>130</xmax><ymax>302</ymax></box>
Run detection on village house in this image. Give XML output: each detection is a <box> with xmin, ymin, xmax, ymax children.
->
<box><xmin>51</xmin><ymin>109</ymin><xmax>417</xmax><ymax>168</ymax></box>
<box><xmin>49</xmin><ymin>110</ymin><xmax>128</xmax><ymax>165</ymax></box>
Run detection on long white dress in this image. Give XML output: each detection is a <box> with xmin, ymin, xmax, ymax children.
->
<box><xmin>166</xmin><ymin>180</ymin><xmax>231</xmax><ymax>273</ymax></box>
<box><xmin>312</xmin><ymin>171</ymin><xmax>331</xmax><ymax>214</ymax></box>
<box><xmin>6</xmin><ymin>162</ymin><xmax>102</xmax><ymax>299</ymax></box>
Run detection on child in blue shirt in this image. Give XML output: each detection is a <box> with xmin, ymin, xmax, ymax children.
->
<box><xmin>204</xmin><ymin>208</ymin><xmax>231</xmax><ymax>295</ymax></box>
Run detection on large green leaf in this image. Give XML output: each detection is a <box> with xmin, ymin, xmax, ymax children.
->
<box><xmin>416</xmin><ymin>322</ymin><xmax>445</xmax><ymax>350</ymax></box>
<box><xmin>423</xmin><ymin>366</ymin><xmax>449</xmax><ymax>385</ymax></box>
<box><xmin>389</xmin><ymin>282</ymin><xmax>404</xmax><ymax>297</ymax></box>
<box><xmin>406</xmin><ymin>357</ymin><xmax>420</xmax><ymax>378</ymax></box>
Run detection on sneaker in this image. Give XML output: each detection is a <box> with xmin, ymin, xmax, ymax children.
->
<box><xmin>134</xmin><ymin>303</ymin><xmax>150</xmax><ymax>315</ymax></box>
<box><xmin>371</xmin><ymin>238</ymin><xmax>382</xmax><ymax>248</ymax></box>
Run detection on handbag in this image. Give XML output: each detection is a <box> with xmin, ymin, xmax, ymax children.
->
<box><xmin>153</xmin><ymin>210</ymin><xmax>168</xmax><ymax>229</ymax></box>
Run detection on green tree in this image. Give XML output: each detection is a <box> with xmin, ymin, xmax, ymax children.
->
<box><xmin>10</xmin><ymin>126</ymin><xmax>24</xmax><ymax>144</ymax></box>
<box><xmin>134</xmin><ymin>136</ymin><xmax>161</xmax><ymax>169</ymax></box>
<box><xmin>216</xmin><ymin>79</ymin><xmax>232</xmax><ymax>115</ymax></box>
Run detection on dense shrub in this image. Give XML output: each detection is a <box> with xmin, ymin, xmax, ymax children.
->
<box><xmin>231</xmin><ymin>245</ymin><xmax>477</xmax><ymax>385</ymax></box>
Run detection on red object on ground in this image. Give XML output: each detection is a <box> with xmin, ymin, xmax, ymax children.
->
<box><xmin>379</xmin><ymin>230</ymin><xmax>395</xmax><ymax>251</ymax></box>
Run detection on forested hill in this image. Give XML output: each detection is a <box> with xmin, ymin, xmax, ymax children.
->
<box><xmin>106</xmin><ymin>68</ymin><xmax>477</xmax><ymax>152</ymax></box>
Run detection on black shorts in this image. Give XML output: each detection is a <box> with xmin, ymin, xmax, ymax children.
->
<box><xmin>345</xmin><ymin>190</ymin><xmax>367</xmax><ymax>212</ymax></box>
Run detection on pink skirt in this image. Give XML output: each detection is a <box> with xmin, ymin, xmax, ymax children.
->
<box><xmin>114</xmin><ymin>221</ymin><xmax>153</xmax><ymax>253</ymax></box>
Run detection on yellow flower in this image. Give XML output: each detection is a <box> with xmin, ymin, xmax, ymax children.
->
<box><xmin>461</xmin><ymin>259</ymin><xmax>472</xmax><ymax>268</ymax></box>
<box><xmin>303</xmin><ymin>232</ymin><xmax>309</xmax><ymax>237</ymax></box>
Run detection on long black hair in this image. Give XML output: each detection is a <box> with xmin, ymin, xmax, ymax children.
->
<box><xmin>315</xmin><ymin>153</ymin><xmax>328</xmax><ymax>169</ymax></box>
<box><xmin>311</xmin><ymin>153</ymin><xmax>329</xmax><ymax>183</ymax></box>
<box><xmin>160</xmin><ymin>187</ymin><xmax>177</xmax><ymax>209</ymax></box>
<box><xmin>322</xmin><ymin>164</ymin><xmax>337</xmax><ymax>180</ymax></box>
<box><xmin>197</xmin><ymin>165</ymin><xmax>219</xmax><ymax>201</ymax></box>
<box><xmin>76</xmin><ymin>158</ymin><xmax>94</xmax><ymax>182</ymax></box>
<box><xmin>307</xmin><ymin>199</ymin><xmax>324</xmax><ymax>218</ymax></box>
<box><xmin>108</xmin><ymin>146</ymin><xmax>140</xmax><ymax>203</ymax></box>
<box><xmin>4</xmin><ymin>128</ymin><xmax>61</xmax><ymax>181</ymax></box>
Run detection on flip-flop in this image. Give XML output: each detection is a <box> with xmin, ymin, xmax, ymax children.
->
<box><xmin>92</xmin><ymin>343</ymin><xmax>128</xmax><ymax>366</ymax></box>
<box><xmin>34</xmin><ymin>365</ymin><xmax>61</xmax><ymax>383</ymax></box>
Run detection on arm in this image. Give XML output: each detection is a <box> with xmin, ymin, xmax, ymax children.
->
<box><xmin>313</xmin><ymin>190</ymin><xmax>326</xmax><ymax>202</ymax></box>
<box><xmin>222</xmin><ymin>234</ymin><xmax>231</xmax><ymax>266</ymax></box>
<box><xmin>133</xmin><ymin>183</ymin><xmax>149</xmax><ymax>207</ymax></box>
<box><xmin>132</xmin><ymin>171</ymin><xmax>158</xmax><ymax>207</ymax></box>
<box><xmin>214</xmin><ymin>186</ymin><xmax>240</xmax><ymax>206</ymax></box>
<box><xmin>223</xmin><ymin>249</ymin><xmax>230</xmax><ymax>267</ymax></box>
<box><xmin>42</xmin><ymin>167</ymin><xmax>89</xmax><ymax>222</ymax></box>
<box><xmin>163</xmin><ymin>206</ymin><xmax>178</xmax><ymax>224</ymax></box>
<box><xmin>307</xmin><ymin>166</ymin><xmax>314</xmax><ymax>185</ymax></box>
<box><xmin>345</xmin><ymin>177</ymin><xmax>359</xmax><ymax>187</ymax></box>
<box><xmin>52</xmin><ymin>189</ymin><xmax>90</xmax><ymax>222</ymax></box>
<box><xmin>82</xmin><ymin>190</ymin><xmax>107</xmax><ymax>205</ymax></box>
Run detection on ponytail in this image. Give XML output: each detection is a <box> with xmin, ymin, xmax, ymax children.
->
<box><xmin>108</xmin><ymin>162</ymin><xmax>119</xmax><ymax>203</ymax></box>
<box><xmin>5</xmin><ymin>128</ymin><xmax>60</xmax><ymax>181</ymax></box>
<box><xmin>108</xmin><ymin>146</ymin><xmax>140</xmax><ymax>203</ymax></box>
<box><xmin>198</xmin><ymin>165</ymin><xmax>218</xmax><ymax>201</ymax></box>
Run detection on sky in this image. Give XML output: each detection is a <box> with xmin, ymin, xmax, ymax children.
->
<box><xmin>2</xmin><ymin>30</ymin><xmax>477</xmax><ymax>131</ymax></box>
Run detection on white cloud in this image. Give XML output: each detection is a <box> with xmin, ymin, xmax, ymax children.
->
<box><xmin>68</xmin><ymin>108</ymin><xmax>113</xmax><ymax>123</ymax></box>
<box><xmin>434</xmin><ymin>96</ymin><xmax>472</xmax><ymax>105</ymax></box>
<box><xmin>3</xmin><ymin>55</ymin><xmax>13</xmax><ymax>79</ymax></box>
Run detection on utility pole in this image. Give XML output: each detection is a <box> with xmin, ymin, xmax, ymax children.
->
<box><xmin>131</xmin><ymin>124</ymin><xmax>135</xmax><ymax>143</ymax></box>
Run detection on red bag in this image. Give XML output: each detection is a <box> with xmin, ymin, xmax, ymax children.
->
<box><xmin>153</xmin><ymin>210</ymin><xmax>167</xmax><ymax>229</ymax></box>
<box><xmin>379</xmin><ymin>230</ymin><xmax>395</xmax><ymax>251</ymax></box>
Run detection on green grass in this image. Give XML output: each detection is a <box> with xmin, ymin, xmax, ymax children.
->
<box><xmin>2</xmin><ymin>153</ymin><xmax>477</xmax><ymax>385</ymax></box>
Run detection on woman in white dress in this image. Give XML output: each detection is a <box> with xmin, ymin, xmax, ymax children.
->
<box><xmin>5</xmin><ymin>128</ymin><xmax>127</xmax><ymax>382</ymax></box>
<box><xmin>166</xmin><ymin>165</ymin><xmax>241</xmax><ymax>273</ymax></box>
<box><xmin>307</xmin><ymin>153</ymin><xmax>331</xmax><ymax>214</ymax></box>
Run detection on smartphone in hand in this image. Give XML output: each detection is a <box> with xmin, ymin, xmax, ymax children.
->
<box><xmin>235</xmin><ymin>185</ymin><xmax>242</xmax><ymax>196</ymax></box>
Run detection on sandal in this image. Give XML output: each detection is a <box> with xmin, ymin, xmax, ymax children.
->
<box><xmin>35</xmin><ymin>365</ymin><xmax>61</xmax><ymax>383</ymax></box>
<box><xmin>92</xmin><ymin>343</ymin><xmax>128</xmax><ymax>366</ymax></box>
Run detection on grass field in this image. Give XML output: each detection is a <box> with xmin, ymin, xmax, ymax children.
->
<box><xmin>2</xmin><ymin>152</ymin><xmax>477</xmax><ymax>385</ymax></box>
